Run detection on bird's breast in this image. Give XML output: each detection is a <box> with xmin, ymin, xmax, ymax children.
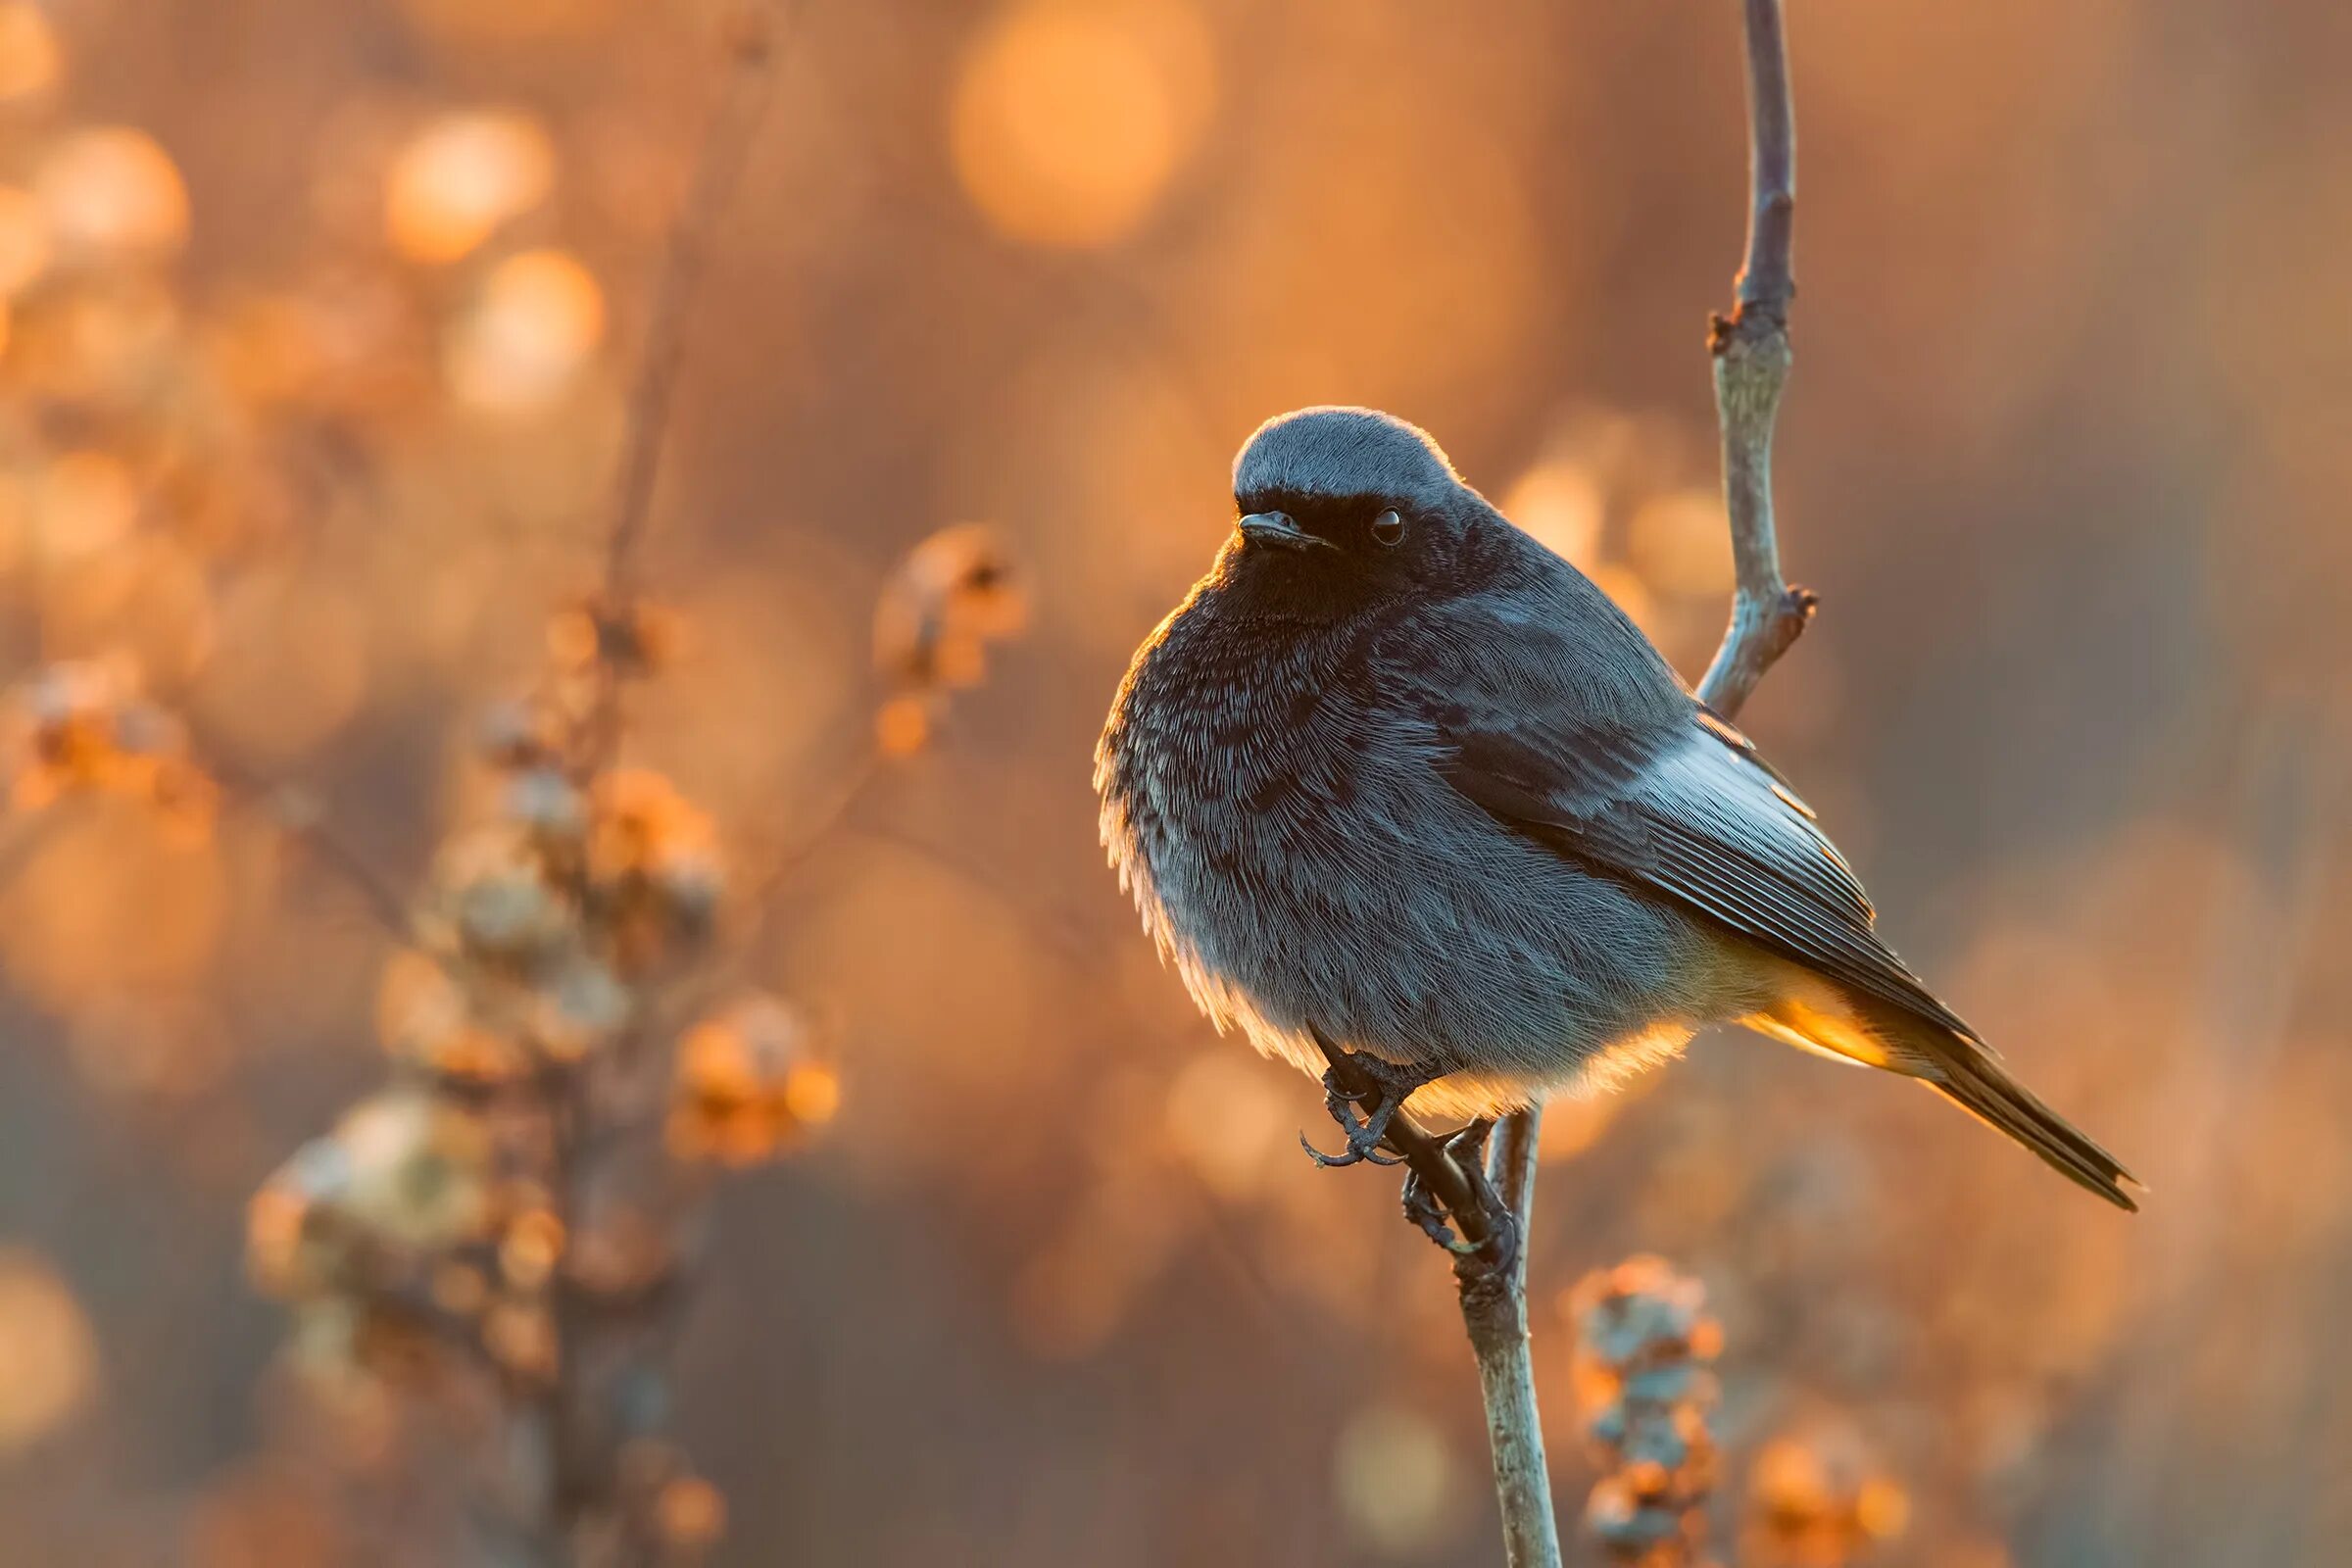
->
<box><xmin>1098</xmin><ymin>601</ymin><xmax>1384</xmax><ymax>937</ymax></box>
<box><xmin>1102</xmin><ymin>613</ymin><xmax>1497</xmax><ymax>995</ymax></box>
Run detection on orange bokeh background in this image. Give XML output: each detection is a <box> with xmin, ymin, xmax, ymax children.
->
<box><xmin>0</xmin><ymin>1</ymin><xmax>2347</xmax><ymax>1564</ymax></box>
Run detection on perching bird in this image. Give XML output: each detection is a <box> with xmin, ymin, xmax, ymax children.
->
<box><xmin>1096</xmin><ymin>406</ymin><xmax>2138</xmax><ymax>1211</ymax></box>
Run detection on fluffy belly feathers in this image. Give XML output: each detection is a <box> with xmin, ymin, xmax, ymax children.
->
<box><xmin>1101</xmin><ymin>732</ymin><xmax>1737</xmax><ymax>1119</ymax></box>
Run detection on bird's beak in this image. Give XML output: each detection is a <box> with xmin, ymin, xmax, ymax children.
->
<box><xmin>1236</xmin><ymin>512</ymin><xmax>1332</xmax><ymax>552</ymax></box>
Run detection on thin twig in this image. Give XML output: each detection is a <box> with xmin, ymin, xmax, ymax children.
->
<box><xmin>1697</xmin><ymin>0</ymin><xmax>1815</xmax><ymax>718</ymax></box>
<box><xmin>636</xmin><ymin>742</ymin><xmax>882</xmax><ymax>1049</ymax></box>
<box><xmin>603</xmin><ymin>2</ymin><xmax>790</xmax><ymax>601</ymax></box>
<box><xmin>535</xmin><ymin>8</ymin><xmax>795</xmax><ymax>1543</ymax></box>
<box><xmin>584</xmin><ymin>0</ymin><xmax>795</xmax><ymax>770</ymax></box>
<box><xmin>734</xmin><ymin>744</ymin><xmax>884</xmax><ymax>946</ymax></box>
<box><xmin>1446</xmin><ymin>5</ymin><xmax>1812</xmax><ymax>1563</ymax></box>
<box><xmin>1305</xmin><ymin>1054</ymin><xmax>1544</xmax><ymax>1558</ymax></box>
<box><xmin>1727</xmin><ymin>0</ymin><xmax>1796</xmax><ymax>325</ymax></box>
<box><xmin>161</xmin><ymin>633</ymin><xmax>424</xmax><ymax>949</ymax></box>
<box><xmin>203</xmin><ymin>747</ymin><xmax>422</xmax><ymax>946</ymax></box>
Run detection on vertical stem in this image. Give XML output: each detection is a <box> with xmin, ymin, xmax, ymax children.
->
<box><xmin>601</xmin><ymin>2</ymin><xmax>792</xmax><ymax>605</ymax></box>
<box><xmin>583</xmin><ymin>1</ymin><xmax>793</xmax><ymax>774</ymax></box>
<box><xmin>1699</xmin><ymin>0</ymin><xmax>1813</xmax><ymax>720</ymax></box>
<box><xmin>542</xmin><ymin>1066</ymin><xmax>596</xmax><ymax>1544</ymax></box>
<box><xmin>1313</xmin><ymin>1037</ymin><xmax>1552</xmax><ymax>1559</ymax></box>
<box><xmin>1469</xmin><ymin>1108</ymin><xmax>1556</xmax><ymax>1567</ymax></box>
<box><xmin>1449</xmin><ymin>4</ymin><xmax>1810</xmax><ymax>1562</ymax></box>
<box><xmin>1732</xmin><ymin>0</ymin><xmax>1795</xmax><ymax>318</ymax></box>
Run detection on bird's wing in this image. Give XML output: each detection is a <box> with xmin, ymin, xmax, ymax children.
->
<box><xmin>1402</xmin><ymin>614</ymin><xmax>1974</xmax><ymax>1040</ymax></box>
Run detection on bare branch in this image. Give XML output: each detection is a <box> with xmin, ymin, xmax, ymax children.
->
<box><xmin>1730</xmin><ymin>0</ymin><xmax>1795</xmax><ymax>323</ymax></box>
<box><xmin>1307</xmin><ymin>1036</ymin><xmax>1557</xmax><ymax>1565</ymax></box>
<box><xmin>535</xmin><ymin>10</ymin><xmax>798</xmax><ymax>1536</ymax></box>
<box><xmin>731</xmin><ymin>744</ymin><xmax>884</xmax><ymax>953</ymax></box>
<box><xmin>1443</xmin><ymin>6</ymin><xmax>1811</xmax><ymax>1563</ymax></box>
<box><xmin>1699</xmin><ymin>0</ymin><xmax>1814</xmax><ymax>720</ymax></box>
<box><xmin>631</xmin><ymin>743</ymin><xmax>883</xmax><ymax>1049</ymax></box>
<box><xmin>585</xmin><ymin>2</ymin><xmax>795</xmax><ymax>769</ymax></box>
<box><xmin>1465</xmin><ymin>1109</ymin><xmax>1555</xmax><ymax>1568</ymax></box>
<box><xmin>203</xmin><ymin>747</ymin><xmax>421</xmax><ymax>946</ymax></box>
<box><xmin>602</xmin><ymin>3</ymin><xmax>792</xmax><ymax>603</ymax></box>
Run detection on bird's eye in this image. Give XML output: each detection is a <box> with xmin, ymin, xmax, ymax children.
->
<box><xmin>1370</xmin><ymin>509</ymin><xmax>1406</xmax><ymax>547</ymax></box>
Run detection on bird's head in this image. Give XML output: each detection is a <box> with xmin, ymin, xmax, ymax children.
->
<box><xmin>1220</xmin><ymin>407</ymin><xmax>1488</xmax><ymax>610</ymax></box>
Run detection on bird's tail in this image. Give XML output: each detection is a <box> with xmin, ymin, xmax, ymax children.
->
<box><xmin>1926</xmin><ymin>1045</ymin><xmax>2139</xmax><ymax>1211</ymax></box>
<box><xmin>1752</xmin><ymin>984</ymin><xmax>2141</xmax><ymax>1211</ymax></box>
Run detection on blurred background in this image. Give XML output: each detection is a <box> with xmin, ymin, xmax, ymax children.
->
<box><xmin>0</xmin><ymin>0</ymin><xmax>2347</xmax><ymax>1563</ymax></box>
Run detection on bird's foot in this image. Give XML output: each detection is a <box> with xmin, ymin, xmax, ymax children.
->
<box><xmin>1400</xmin><ymin>1119</ymin><xmax>1518</xmax><ymax>1278</ymax></box>
<box><xmin>1297</xmin><ymin>1052</ymin><xmax>1438</xmax><ymax>1169</ymax></box>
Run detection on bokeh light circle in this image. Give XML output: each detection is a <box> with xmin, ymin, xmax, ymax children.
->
<box><xmin>950</xmin><ymin>0</ymin><xmax>1215</xmax><ymax>250</ymax></box>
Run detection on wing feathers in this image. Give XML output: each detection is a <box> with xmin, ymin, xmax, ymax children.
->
<box><xmin>1440</xmin><ymin>710</ymin><xmax>1973</xmax><ymax>1040</ymax></box>
<box><xmin>1381</xmin><ymin>583</ymin><xmax>2136</xmax><ymax>1207</ymax></box>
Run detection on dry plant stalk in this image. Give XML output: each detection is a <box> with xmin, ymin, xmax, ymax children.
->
<box><xmin>221</xmin><ymin>1</ymin><xmax>1028</xmax><ymax>1547</ymax></box>
<box><xmin>1568</xmin><ymin>1257</ymin><xmax>1724</xmax><ymax>1567</ymax></box>
<box><xmin>224</xmin><ymin>6</ymin><xmax>983</xmax><ymax>1562</ymax></box>
<box><xmin>235</xmin><ymin>519</ymin><xmax>1020</xmax><ymax>1566</ymax></box>
<box><xmin>238</xmin><ymin>14</ymin><xmax>802</xmax><ymax>1566</ymax></box>
<box><xmin>1740</xmin><ymin>1431</ymin><xmax>1911</xmax><ymax>1568</ymax></box>
<box><xmin>1396</xmin><ymin>2</ymin><xmax>1816</xmax><ymax>1560</ymax></box>
<box><xmin>0</xmin><ymin>11</ymin><xmax>1016</xmax><ymax>1554</ymax></box>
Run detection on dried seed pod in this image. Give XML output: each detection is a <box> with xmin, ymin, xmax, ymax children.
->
<box><xmin>666</xmin><ymin>994</ymin><xmax>840</xmax><ymax>1166</ymax></box>
<box><xmin>1567</xmin><ymin>1255</ymin><xmax>1723</xmax><ymax>1566</ymax></box>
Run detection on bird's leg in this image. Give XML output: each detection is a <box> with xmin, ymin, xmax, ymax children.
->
<box><xmin>1447</xmin><ymin>1119</ymin><xmax>1521</xmax><ymax>1280</ymax></box>
<box><xmin>1400</xmin><ymin>1162</ymin><xmax>1457</xmax><ymax>1248</ymax></box>
<box><xmin>1445</xmin><ymin>1115</ymin><xmax>1496</xmax><ymax>1184</ymax></box>
<box><xmin>1400</xmin><ymin>1118</ymin><xmax>1518</xmax><ymax>1279</ymax></box>
<box><xmin>1298</xmin><ymin>1049</ymin><xmax>1438</xmax><ymax>1169</ymax></box>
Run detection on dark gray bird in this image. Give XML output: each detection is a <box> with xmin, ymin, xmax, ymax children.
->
<box><xmin>1096</xmin><ymin>406</ymin><xmax>2138</xmax><ymax>1210</ymax></box>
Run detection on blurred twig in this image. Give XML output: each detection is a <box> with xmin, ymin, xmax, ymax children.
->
<box><xmin>1431</xmin><ymin>4</ymin><xmax>1814</xmax><ymax>1562</ymax></box>
<box><xmin>631</xmin><ymin>740</ymin><xmax>881</xmax><ymax>1054</ymax></box>
<box><xmin>731</xmin><ymin>743</ymin><xmax>884</xmax><ymax>954</ymax></box>
<box><xmin>585</xmin><ymin>0</ymin><xmax>796</xmax><ymax>772</ymax></box>
<box><xmin>198</xmin><ymin>740</ymin><xmax>423</xmax><ymax>947</ymax></box>
<box><xmin>532</xmin><ymin>10</ymin><xmax>796</xmax><ymax>1552</ymax></box>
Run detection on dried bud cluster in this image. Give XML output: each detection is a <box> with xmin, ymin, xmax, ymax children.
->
<box><xmin>1568</xmin><ymin>1255</ymin><xmax>1725</xmax><ymax>1566</ymax></box>
<box><xmin>245</xmin><ymin>1083</ymin><xmax>586</xmax><ymax>1393</ymax></box>
<box><xmin>248</xmin><ymin>1089</ymin><xmax>492</xmax><ymax>1300</ymax></box>
<box><xmin>240</xmin><ymin>523</ymin><xmax>1021</xmax><ymax>1552</ymax></box>
<box><xmin>247</xmin><ymin>590</ymin><xmax>846</xmax><ymax>1562</ymax></box>
<box><xmin>372</xmin><ymin>762</ymin><xmax>714</xmax><ymax>1093</ymax></box>
<box><xmin>1</xmin><ymin>660</ymin><xmax>214</xmax><ymax>828</ymax></box>
<box><xmin>7</xmin><ymin>25</ymin><xmax>1017</xmax><ymax>1558</ymax></box>
<box><xmin>667</xmin><ymin>994</ymin><xmax>841</xmax><ymax>1165</ymax></box>
<box><xmin>591</xmin><ymin>1438</ymin><xmax>730</xmax><ymax>1567</ymax></box>
<box><xmin>1741</xmin><ymin>1432</ymin><xmax>1909</xmax><ymax>1568</ymax></box>
<box><xmin>871</xmin><ymin>523</ymin><xmax>1027</xmax><ymax>756</ymax></box>
<box><xmin>549</xmin><ymin>593</ymin><xmax>681</xmax><ymax>682</ymax></box>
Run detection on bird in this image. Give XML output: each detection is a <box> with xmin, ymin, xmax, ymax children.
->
<box><xmin>1095</xmin><ymin>405</ymin><xmax>2139</xmax><ymax>1212</ymax></box>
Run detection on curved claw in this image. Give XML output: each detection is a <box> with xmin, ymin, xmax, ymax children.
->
<box><xmin>1303</xmin><ymin>1046</ymin><xmax>1441</xmax><ymax>1173</ymax></box>
<box><xmin>1298</xmin><ymin>1129</ymin><xmax>1403</xmax><ymax>1168</ymax></box>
